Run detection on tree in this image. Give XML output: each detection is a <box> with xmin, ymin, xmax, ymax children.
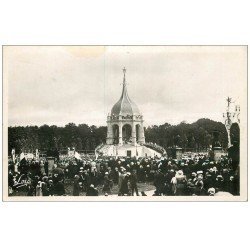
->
<box><xmin>8</xmin><ymin>118</ymin><xmax>229</xmax><ymax>154</ymax></box>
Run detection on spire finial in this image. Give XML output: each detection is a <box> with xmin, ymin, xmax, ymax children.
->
<box><xmin>123</xmin><ymin>67</ymin><xmax>126</xmax><ymax>85</ymax></box>
<box><xmin>226</xmin><ymin>97</ymin><xmax>232</xmax><ymax>111</ymax></box>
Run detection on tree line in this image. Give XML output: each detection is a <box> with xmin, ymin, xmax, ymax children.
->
<box><xmin>8</xmin><ymin>118</ymin><xmax>239</xmax><ymax>155</ymax></box>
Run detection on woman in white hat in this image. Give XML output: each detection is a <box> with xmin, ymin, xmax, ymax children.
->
<box><xmin>174</xmin><ymin>170</ymin><xmax>187</xmax><ymax>196</ymax></box>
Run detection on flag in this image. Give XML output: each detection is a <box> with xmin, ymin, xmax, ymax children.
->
<box><xmin>20</xmin><ymin>152</ymin><xmax>25</xmax><ymax>161</ymax></box>
<box><xmin>74</xmin><ymin>151</ymin><xmax>82</xmax><ymax>160</ymax></box>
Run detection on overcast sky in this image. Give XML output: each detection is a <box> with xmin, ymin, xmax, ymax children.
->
<box><xmin>5</xmin><ymin>46</ymin><xmax>247</xmax><ymax>127</ymax></box>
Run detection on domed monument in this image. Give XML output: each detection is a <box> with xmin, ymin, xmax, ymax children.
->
<box><xmin>96</xmin><ymin>68</ymin><xmax>163</xmax><ymax>158</ymax></box>
<box><xmin>106</xmin><ymin>67</ymin><xmax>145</xmax><ymax>146</ymax></box>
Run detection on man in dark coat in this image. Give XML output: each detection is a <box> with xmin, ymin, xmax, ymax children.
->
<box><xmin>119</xmin><ymin>174</ymin><xmax>130</xmax><ymax>196</ymax></box>
<box><xmin>53</xmin><ymin>180</ymin><xmax>65</xmax><ymax>196</ymax></box>
<box><xmin>48</xmin><ymin>180</ymin><xmax>54</xmax><ymax>196</ymax></box>
<box><xmin>154</xmin><ymin>169</ymin><xmax>165</xmax><ymax>195</ymax></box>
<box><xmin>73</xmin><ymin>175</ymin><xmax>80</xmax><ymax>196</ymax></box>
<box><xmin>102</xmin><ymin>172</ymin><xmax>112</xmax><ymax>194</ymax></box>
<box><xmin>112</xmin><ymin>167</ymin><xmax>119</xmax><ymax>184</ymax></box>
<box><xmin>130</xmin><ymin>170</ymin><xmax>139</xmax><ymax>196</ymax></box>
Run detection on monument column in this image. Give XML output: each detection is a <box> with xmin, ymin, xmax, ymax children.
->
<box><xmin>132</xmin><ymin>121</ymin><xmax>136</xmax><ymax>146</ymax></box>
<box><xmin>118</xmin><ymin>122</ymin><xmax>123</xmax><ymax>145</ymax></box>
<box><xmin>138</xmin><ymin>121</ymin><xmax>145</xmax><ymax>144</ymax></box>
<box><xmin>226</xmin><ymin>126</ymin><xmax>232</xmax><ymax>148</ymax></box>
<box><xmin>106</xmin><ymin>121</ymin><xmax>113</xmax><ymax>145</ymax></box>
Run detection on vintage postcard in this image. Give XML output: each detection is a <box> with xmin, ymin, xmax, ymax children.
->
<box><xmin>2</xmin><ymin>45</ymin><xmax>248</xmax><ymax>201</ymax></box>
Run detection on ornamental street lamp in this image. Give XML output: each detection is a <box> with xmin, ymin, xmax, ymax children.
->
<box><xmin>223</xmin><ymin>97</ymin><xmax>240</xmax><ymax>148</ymax></box>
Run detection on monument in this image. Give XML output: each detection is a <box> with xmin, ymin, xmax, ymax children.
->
<box><xmin>96</xmin><ymin>68</ymin><xmax>163</xmax><ymax>158</ymax></box>
<box><xmin>106</xmin><ymin>67</ymin><xmax>145</xmax><ymax>146</ymax></box>
<box><xmin>173</xmin><ymin>134</ymin><xmax>182</xmax><ymax>162</ymax></box>
<box><xmin>223</xmin><ymin>97</ymin><xmax>240</xmax><ymax>148</ymax></box>
<box><xmin>212</xmin><ymin>130</ymin><xmax>223</xmax><ymax>162</ymax></box>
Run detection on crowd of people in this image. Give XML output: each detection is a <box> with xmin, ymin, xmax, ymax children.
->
<box><xmin>8</xmin><ymin>152</ymin><xmax>240</xmax><ymax>197</ymax></box>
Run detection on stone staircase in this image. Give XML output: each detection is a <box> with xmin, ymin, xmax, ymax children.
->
<box><xmin>143</xmin><ymin>142</ymin><xmax>167</xmax><ymax>155</ymax></box>
<box><xmin>96</xmin><ymin>144</ymin><xmax>114</xmax><ymax>156</ymax></box>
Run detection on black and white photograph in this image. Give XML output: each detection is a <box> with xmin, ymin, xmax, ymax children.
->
<box><xmin>2</xmin><ymin>45</ymin><xmax>247</xmax><ymax>201</ymax></box>
<box><xmin>2</xmin><ymin>2</ymin><xmax>250</xmax><ymax>250</ymax></box>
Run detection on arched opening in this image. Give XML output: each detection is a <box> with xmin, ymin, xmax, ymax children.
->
<box><xmin>112</xmin><ymin>124</ymin><xmax>119</xmax><ymax>144</ymax></box>
<box><xmin>136</xmin><ymin>124</ymin><xmax>140</xmax><ymax>142</ymax></box>
<box><xmin>122</xmin><ymin>124</ymin><xmax>132</xmax><ymax>144</ymax></box>
<box><xmin>230</xmin><ymin>123</ymin><xmax>240</xmax><ymax>146</ymax></box>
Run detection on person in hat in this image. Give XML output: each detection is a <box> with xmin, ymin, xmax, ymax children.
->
<box><xmin>48</xmin><ymin>179</ymin><xmax>54</xmax><ymax>196</ymax></box>
<box><xmin>222</xmin><ymin>168</ymin><xmax>230</xmax><ymax>192</ymax></box>
<box><xmin>195</xmin><ymin>175</ymin><xmax>205</xmax><ymax>196</ymax></box>
<box><xmin>41</xmin><ymin>176</ymin><xmax>50</xmax><ymax>196</ymax></box>
<box><xmin>118</xmin><ymin>167</ymin><xmax>126</xmax><ymax>193</ymax></box>
<box><xmin>112</xmin><ymin>167</ymin><xmax>119</xmax><ymax>185</ymax></box>
<box><xmin>130</xmin><ymin>169</ymin><xmax>139</xmax><ymax>196</ymax></box>
<box><xmin>119</xmin><ymin>173</ymin><xmax>130</xmax><ymax>196</ymax></box>
<box><xmin>174</xmin><ymin>170</ymin><xmax>187</xmax><ymax>196</ymax></box>
<box><xmin>153</xmin><ymin>169</ymin><xmax>165</xmax><ymax>196</ymax></box>
<box><xmin>215</xmin><ymin>175</ymin><xmax>224</xmax><ymax>191</ymax></box>
<box><xmin>102</xmin><ymin>172</ymin><xmax>112</xmax><ymax>194</ymax></box>
<box><xmin>228</xmin><ymin>175</ymin><xmax>237</xmax><ymax>195</ymax></box>
<box><xmin>187</xmin><ymin>172</ymin><xmax>197</xmax><ymax>195</ymax></box>
<box><xmin>73</xmin><ymin>175</ymin><xmax>80</xmax><ymax>196</ymax></box>
<box><xmin>35</xmin><ymin>181</ymin><xmax>43</xmax><ymax>196</ymax></box>
<box><xmin>203</xmin><ymin>171</ymin><xmax>214</xmax><ymax>191</ymax></box>
<box><xmin>208</xmin><ymin>187</ymin><xmax>215</xmax><ymax>196</ymax></box>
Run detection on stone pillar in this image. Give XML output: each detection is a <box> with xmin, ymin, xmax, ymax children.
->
<box><xmin>47</xmin><ymin>157</ymin><xmax>55</xmax><ymax>173</ymax></box>
<box><xmin>212</xmin><ymin>130</ymin><xmax>223</xmax><ymax>162</ymax></box>
<box><xmin>175</xmin><ymin>147</ymin><xmax>182</xmax><ymax>162</ymax></box>
<box><xmin>138</xmin><ymin>122</ymin><xmax>145</xmax><ymax>144</ymax></box>
<box><xmin>106</xmin><ymin>122</ymin><xmax>113</xmax><ymax>145</ymax></box>
<box><xmin>118</xmin><ymin>122</ymin><xmax>123</xmax><ymax>145</ymax></box>
<box><xmin>213</xmin><ymin>146</ymin><xmax>223</xmax><ymax>162</ymax></box>
<box><xmin>132</xmin><ymin>122</ymin><xmax>136</xmax><ymax>146</ymax></box>
<box><xmin>226</xmin><ymin>127</ymin><xmax>232</xmax><ymax>148</ymax></box>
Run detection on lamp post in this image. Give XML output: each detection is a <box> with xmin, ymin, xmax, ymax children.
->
<box><xmin>223</xmin><ymin>97</ymin><xmax>240</xmax><ymax>148</ymax></box>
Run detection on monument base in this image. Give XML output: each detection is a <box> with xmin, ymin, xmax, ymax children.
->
<box><xmin>172</xmin><ymin>147</ymin><xmax>182</xmax><ymax>162</ymax></box>
<box><xmin>213</xmin><ymin>146</ymin><xmax>223</xmax><ymax>162</ymax></box>
<box><xmin>96</xmin><ymin>143</ymin><xmax>162</xmax><ymax>158</ymax></box>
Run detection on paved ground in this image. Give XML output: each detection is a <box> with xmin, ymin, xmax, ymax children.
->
<box><xmin>10</xmin><ymin>182</ymin><xmax>234</xmax><ymax>197</ymax></box>
<box><xmin>11</xmin><ymin>181</ymin><xmax>156</xmax><ymax>196</ymax></box>
<box><xmin>65</xmin><ymin>181</ymin><xmax>156</xmax><ymax>196</ymax></box>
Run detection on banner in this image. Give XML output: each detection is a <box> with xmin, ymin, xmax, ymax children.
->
<box><xmin>74</xmin><ymin>151</ymin><xmax>82</xmax><ymax>160</ymax></box>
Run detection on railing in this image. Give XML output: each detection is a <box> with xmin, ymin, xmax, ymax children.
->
<box><xmin>95</xmin><ymin>143</ymin><xmax>104</xmax><ymax>155</ymax></box>
<box><xmin>143</xmin><ymin>142</ymin><xmax>166</xmax><ymax>155</ymax></box>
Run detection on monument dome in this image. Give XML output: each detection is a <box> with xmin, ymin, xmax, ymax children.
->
<box><xmin>111</xmin><ymin>79</ymin><xmax>141</xmax><ymax>116</ymax></box>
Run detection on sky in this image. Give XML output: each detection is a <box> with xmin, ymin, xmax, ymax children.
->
<box><xmin>5</xmin><ymin>46</ymin><xmax>247</xmax><ymax>127</ymax></box>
